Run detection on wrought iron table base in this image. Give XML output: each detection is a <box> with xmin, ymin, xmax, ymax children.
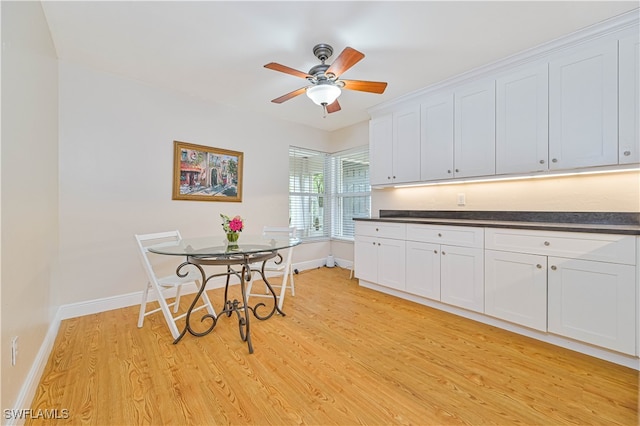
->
<box><xmin>172</xmin><ymin>251</ymin><xmax>285</xmax><ymax>353</ymax></box>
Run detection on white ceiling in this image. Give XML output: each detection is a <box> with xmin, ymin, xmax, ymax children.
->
<box><xmin>41</xmin><ymin>1</ymin><xmax>638</xmax><ymax>132</ymax></box>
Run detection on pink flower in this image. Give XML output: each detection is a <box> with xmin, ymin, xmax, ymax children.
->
<box><xmin>229</xmin><ymin>216</ymin><xmax>244</xmax><ymax>232</ymax></box>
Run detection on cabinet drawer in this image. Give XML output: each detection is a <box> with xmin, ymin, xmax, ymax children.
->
<box><xmin>355</xmin><ymin>221</ymin><xmax>406</xmax><ymax>239</ymax></box>
<box><xmin>485</xmin><ymin>228</ymin><xmax>636</xmax><ymax>265</ymax></box>
<box><xmin>406</xmin><ymin>224</ymin><xmax>484</xmax><ymax>248</ymax></box>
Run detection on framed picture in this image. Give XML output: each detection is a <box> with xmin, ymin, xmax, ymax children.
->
<box><xmin>172</xmin><ymin>140</ymin><xmax>243</xmax><ymax>202</ymax></box>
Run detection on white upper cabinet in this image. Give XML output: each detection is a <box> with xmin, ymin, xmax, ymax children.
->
<box><xmin>420</xmin><ymin>93</ymin><xmax>454</xmax><ymax>180</ymax></box>
<box><xmin>496</xmin><ymin>63</ymin><xmax>549</xmax><ymax>174</ymax></box>
<box><xmin>454</xmin><ymin>80</ymin><xmax>496</xmax><ymax>178</ymax></box>
<box><xmin>369</xmin><ymin>106</ymin><xmax>420</xmax><ymax>186</ymax></box>
<box><xmin>369</xmin><ymin>114</ymin><xmax>393</xmax><ymax>186</ymax></box>
<box><xmin>619</xmin><ymin>34</ymin><xmax>640</xmax><ymax>165</ymax></box>
<box><xmin>549</xmin><ymin>39</ymin><xmax>619</xmax><ymax>169</ymax></box>
<box><xmin>392</xmin><ymin>105</ymin><xmax>421</xmax><ymax>183</ymax></box>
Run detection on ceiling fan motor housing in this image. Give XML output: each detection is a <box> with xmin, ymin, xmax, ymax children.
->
<box><xmin>312</xmin><ymin>43</ymin><xmax>333</xmax><ymax>62</ymax></box>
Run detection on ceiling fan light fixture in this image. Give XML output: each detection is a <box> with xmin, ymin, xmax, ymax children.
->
<box><xmin>306</xmin><ymin>84</ymin><xmax>341</xmax><ymax>106</ymax></box>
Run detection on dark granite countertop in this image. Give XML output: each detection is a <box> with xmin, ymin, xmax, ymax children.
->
<box><xmin>354</xmin><ymin>211</ymin><xmax>640</xmax><ymax>235</ymax></box>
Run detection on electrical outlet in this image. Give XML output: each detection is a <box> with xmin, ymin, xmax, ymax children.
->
<box><xmin>457</xmin><ymin>193</ymin><xmax>466</xmax><ymax>206</ymax></box>
<box><xmin>11</xmin><ymin>336</ymin><xmax>18</xmax><ymax>366</ymax></box>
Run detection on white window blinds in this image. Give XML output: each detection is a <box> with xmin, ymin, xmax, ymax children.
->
<box><xmin>328</xmin><ymin>146</ymin><xmax>371</xmax><ymax>239</ymax></box>
<box><xmin>289</xmin><ymin>145</ymin><xmax>370</xmax><ymax>242</ymax></box>
<box><xmin>289</xmin><ymin>146</ymin><xmax>329</xmax><ymax>240</ymax></box>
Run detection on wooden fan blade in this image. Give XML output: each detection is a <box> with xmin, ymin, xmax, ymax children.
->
<box><xmin>325</xmin><ymin>47</ymin><xmax>364</xmax><ymax>78</ymax></box>
<box><xmin>341</xmin><ymin>79</ymin><xmax>388</xmax><ymax>94</ymax></box>
<box><xmin>271</xmin><ymin>87</ymin><xmax>307</xmax><ymax>104</ymax></box>
<box><xmin>326</xmin><ymin>100</ymin><xmax>341</xmax><ymax>114</ymax></box>
<box><xmin>264</xmin><ymin>62</ymin><xmax>311</xmax><ymax>79</ymax></box>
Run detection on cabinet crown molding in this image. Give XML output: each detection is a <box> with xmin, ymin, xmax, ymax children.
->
<box><xmin>368</xmin><ymin>8</ymin><xmax>640</xmax><ymax>117</ymax></box>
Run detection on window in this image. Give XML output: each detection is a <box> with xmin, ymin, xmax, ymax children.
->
<box><xmin>328</xmin><ymin>146</ymin><xmax>371</xmax><ymax>240</ymax></box>
<box><xmin>289</xmin><ymin>145</ymin><xmax>370</xmax><ymax>242</ymax></box>
<box><xmin>289</xmin><ymin>147</ymin><xmax>329</xmax><ymax>240</ymax></box>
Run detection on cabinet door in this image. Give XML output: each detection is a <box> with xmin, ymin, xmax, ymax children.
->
<box><xmin>619</xmin><ymin>34</ymin><xmax>640</xmax><ymax>165</ymax></box>
<box><xmin>549</xmin><ymin>39</ymin><xmax>618</xmax><ymax>169</ymax></box>
<box><xmin>369</xmin><ymin>114</ymin><xmax>393</xmax><ymax>185</ymax></box>
<box><xmin>440</xmin><ymin>245</ymin><xmax>484</xmax><ymax>313</ymax></box>
<box><xmin>485</xmin><ymin>250</ymin><xmax>547</xmax><ymax>331</ymax></box>
<box><xmin>406</xmin><ymin>241</ymin><xmax>441</xmax><ymax>300</ymax></box>
<box><xmin>548</xmin><ymin>257</ymin><xmax>636</xmax><ymax>355</ymax></box>
<box><xmin>496</xmin><ymin>63</ymin><xmax>549</xmax><ymax>174</ymax></box>
<box><xmin>354</xmin><ymin>235</ymin><xmax>378</xmax><ymax>283</ymax></box>
<box><xmin>421</xmin><ymin>94</ymin><xmax>454</xmax><ymax>180</ymax></box>
<box><xmin>393</xmin><ymin>105</ymin><xmax>421</xmax><ymax>183</ymax></box>
<box><xmin>454</xmin><ymin>80</ymin><xmax>496</xmax><ymax>178</ymax></box>
<box><xmin>377</xmin><ymin>238</ymin><xmax>406</xmax><ymax>291</ymax></box>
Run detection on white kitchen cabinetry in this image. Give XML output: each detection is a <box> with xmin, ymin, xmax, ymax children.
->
<box><xmin>485</xmin><ymin>227</ymin><xmax>637</xmax><ymax>355</ymax></box>
<box><xmin>405</xmin><ymin>225</ymin><xmax>484</xmax><ymax>313</ymax></box>
<box><xmin>369</xmin><ymin>114</ymin><xmax>393</xmax><ymax>186</ymax></box>
<box><xmin>619</xmin><ymin>34</ymin><xmax>640</xmax><ymax>165</ymax></box>
<box><xmin>369</xmin><ymin>105</ymin><xmax>421</xmax><ymax>186</ymax></box>
<box><xmin>454</xmin><ymin>80</ymin><xmax>496</xmax><ymax>178</ymax></box>
<box><xmin>485</xmin><ymin>250</ymin><xmax>548</xmax><ymax>331</ymax></box>
<box><xmin>548</xmin><ymin>257</ymin><xmax>636</xmax><ymax>355</ymax></box>
<box><xmin>406</xmin><ymin>241</ymin><xmax>440</xmax><ymax>299</ymax></box>
<box><xmin>549</xmin><ymin>39</ymin><xmax>619</xmax><ymax>170</ymax></box>
<box><xmin>354</xmin><ymin>222</ymin><xmax>406</xmax><ymax>291</ymax></box>
<box><xmin>420</xmin><ymin>93</ymin><xmax>454</xmax><ymax>180</ymax></box>
<box><xmin>496</xmin><ymin>63</ymin><xmax>549</xmax><ymax>174</ymax></box>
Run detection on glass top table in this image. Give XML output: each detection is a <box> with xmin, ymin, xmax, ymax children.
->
<box><xmin>148</xmin><ymin>235</ymin><xmax>300</xmax><ymax>258</ymax></box>
<box><xmin>148</xmin><ymin>235</ymin><xmax>300</xmax><ymax>353</ymax></box>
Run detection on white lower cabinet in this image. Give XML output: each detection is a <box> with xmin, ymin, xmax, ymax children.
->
<box><xmin>548</xmin><ymin>257</ymin><xmax>636</xmax><ymax>355</ymax></box>
<box><xmin>440</xmin><ymin>245</ymin><xmax>484</xmax><ymax>313</ymax></box>
<box><xmin>405</xmin><ymin>225</ymin><xmax>484</xmax><ymax>313</ymax></box>
<box><xmin>406</xmin><ymin>241</ymin><xmax>440</xmax><ymax>299</ymax></box>
<box><xmin>485</xmin><ymin>250</ymin><xmax>548</xmax><ymax>331</ymax></box>
<box><xmin>354</xmin><ymin>222</ymin><xmax>406</xmax><ymax>291</ymax></box>
<box><xmin>356</xmin><ymin>221</ymin><xmax>639</xmax><ymax>359</ymax></box>
<box><xmin>485</xmin><ymin>227</ymin><xmax>637</xmax><ymax>355</ymax></box>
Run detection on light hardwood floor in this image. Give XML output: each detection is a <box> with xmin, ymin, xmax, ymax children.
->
<box><xmin>29</xmin><ymin>267</ymin><xmax>638</xmax><ymax>425</ymax></box>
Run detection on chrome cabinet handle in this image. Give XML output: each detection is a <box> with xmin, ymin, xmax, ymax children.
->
<box><xmin>536</xmin><ymin>264</ymin><xmax>542</xmax><ymax>269</ymax></box>
<box><xmin>544</xmin><ymin>241</ymin><xmax>550</xmax><ymax>246</ymax></box>
<box><xmin>442</xmin><ymin>251</ymin><xmax>446</xmax><ymax>255</ymax></box>
<box><xmin>552</xmin><ymin>158</ymin><xmax>558</xmax><ymax>163</ymax></box>
<box><xmin>447</xmin><ymin>169</ymin><xmax>452</xmax><ymax>174</ymax></box>
<box><xmin>624</xmin><ymin>151</ymin><xmax>631</xmax><ymax>156</ymax></box>
<box><xmin>433</xmin><ymin>250</ymin><xmax>438</xmax><ymax>254</ymax></box>
<box><xmin>539</xmin><ymin>160</ymin><xmax>545</xmax><ymax>164</ymax></box>
<box><xmin>550</xmin><ymin>265</ymin><xmax>557</xmax><ymax>271</ymax></box>
<box><xmin>438</xmin><ymin>233</ymin><xmax>442</xmax><ymax>237</ymax></box>
<box><xmin>455</xmin><ymin>169</ymin><xmax>459</xmax><ymax>173</ymax></box>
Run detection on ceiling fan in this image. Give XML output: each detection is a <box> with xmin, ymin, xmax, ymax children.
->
<box><xmin>264</xmin><ymin>44</ymin><xmax>388</xmax><ymax>116</ymax></box>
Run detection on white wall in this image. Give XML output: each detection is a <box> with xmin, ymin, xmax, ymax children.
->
<box><xmin>56</xmin><ymin>62</ymin><xmax>333</xmax><ymax>306</ymax></box>
<box><xmin>1</xmin><ymin>1</ymin><xmax>59</xmax><ymax>411</ymax></box>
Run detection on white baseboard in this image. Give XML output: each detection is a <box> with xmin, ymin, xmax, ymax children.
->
<box><xmin>6</xmin><ymin>309</ymin><xmax>63</xmax><ymax>426</ymax></box>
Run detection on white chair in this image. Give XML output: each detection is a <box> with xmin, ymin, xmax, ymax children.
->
<box><xmin>135</xmin><ymin>231</ymin><xmax>216</xmax><ymax>340</ymax></box>
<box><xmin>247</xmin><ymin>226</ymin><xmax>297</xmax><ymax>311</ymax></box>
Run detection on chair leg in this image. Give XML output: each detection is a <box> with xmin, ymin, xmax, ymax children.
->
<box><xmin>173</xmin><ymin>284</ymin><xmax>183</xmax><ymax>313</ymax></box>
<box><xmin>198</xmin><ymin>281</ymin><xmax>217</xmax><ymax>318</ymax></box>
<box><xmin>137</xmin><ymin>281</ymin><xmax>152</xmax><ymax>328</ymax></box>
<box><xmin>289</xmin><ymin>266</ymin><xmax>295</xmax><ymax>296</ymax></box>
<box><xmin>277</xmin><ymin>270</ymin><xmax>289</xmax><ymax>311</ymax></box>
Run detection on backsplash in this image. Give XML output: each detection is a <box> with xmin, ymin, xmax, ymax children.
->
<box><xmin>379</xmin><ymin>210</ymin><xmax>640</xmax><ymax>226</ymax></box>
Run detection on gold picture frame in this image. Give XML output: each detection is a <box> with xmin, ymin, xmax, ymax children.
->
<box><xmin>172</xmin><ymin>140</ymin><xmax>243</xmax><ymax>202</ymax></box>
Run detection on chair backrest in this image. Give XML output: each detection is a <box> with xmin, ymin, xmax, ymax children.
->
<box><xmin>134</xmin><ymin>231</ymin><xmax>183</xmax><ymax>281</ymax></box>
<box><xmin>262</xmin><ymin>226</ymin><xmax>297</xmax><ymax>239</ymax></box>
